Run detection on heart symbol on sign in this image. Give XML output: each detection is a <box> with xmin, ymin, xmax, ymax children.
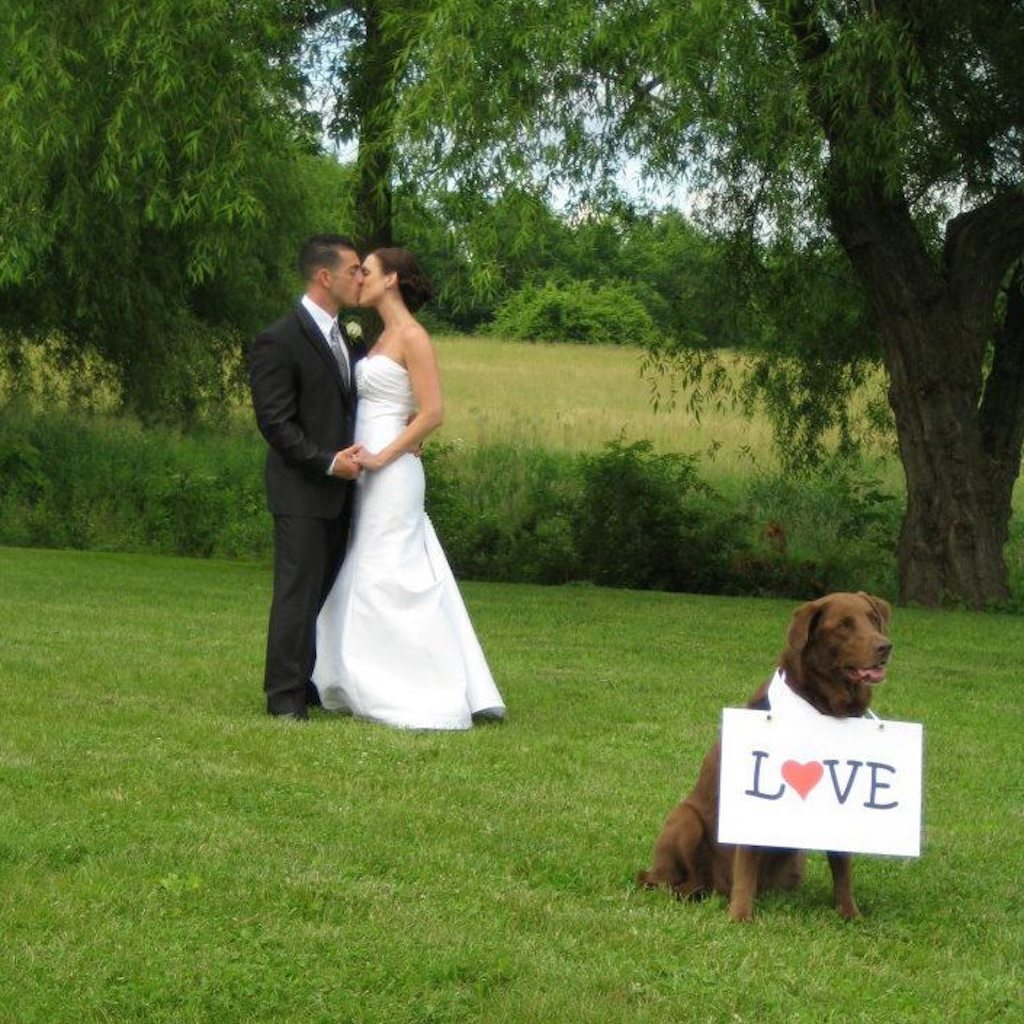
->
<box><xmin>781</xmin><ymin>760</ymin><xmax>824</xmax><ymax>800</ymax></box>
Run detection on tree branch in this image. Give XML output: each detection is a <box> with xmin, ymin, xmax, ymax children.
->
<box><xmin>300</xmin><ymin>1</ymin><xmax>362</xmax><ymax>31</ymax></box>
<box><xmin>945</xmin><ymin>190</ymin><xmax>1024</xmax><ymax>342</ymax></box>
<box><xmin>980</xmin><ymin>259</ymin><xmax>1024</xmax><ymax>476</ymax></box>
<box><xmin>773</xmin><ymin>0</ymin><xmax>833</xmax><ymax>132</ymax></box>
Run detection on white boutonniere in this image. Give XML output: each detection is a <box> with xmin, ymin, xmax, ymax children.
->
<box><xmin>345</xmin><ymin>320</ymin><xmax>363</xmax><ymax>341</ymax></box>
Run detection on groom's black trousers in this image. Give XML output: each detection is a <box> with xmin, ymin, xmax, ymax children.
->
<box><xmin>264</xmin><ymin>512</ymin><xmax>349</xmax><ymax>717</ymax></box>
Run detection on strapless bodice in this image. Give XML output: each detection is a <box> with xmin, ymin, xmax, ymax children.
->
<box><xmin>356</xmin><ymin>355</ymin><xmax>414</xmax><ymax>413</ymax></box>
<box><xmin>355</xmin><ymin>355</ymin><xmax>414</xmax><ymax>450</ymax></box>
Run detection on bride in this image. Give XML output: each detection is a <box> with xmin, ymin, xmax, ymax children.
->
<box><xmin>312</xmin><ymin>247</ymin><xmax>506</xmax><ymax>729</ymax></box>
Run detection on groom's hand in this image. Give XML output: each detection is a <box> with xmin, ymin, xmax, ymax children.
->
<box><xmin>330</xmin><ymin>448</ymin><xmax>361</xmax><ymax>480</ymax></box>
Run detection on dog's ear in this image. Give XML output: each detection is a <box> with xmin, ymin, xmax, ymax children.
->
<box><xmin>859</xmin><ymin>591</ymin><xmax>892</xmax><ymax>629</ymax></box>
<box><xmin>786</xmin><ymin>599</ymin><xmax>823</xmax><ymax>655</ymax></box>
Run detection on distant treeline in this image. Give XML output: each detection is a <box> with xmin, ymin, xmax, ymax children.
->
<box><xmin>1</xmin><ymin>166</ymin><xmax>876</xmax><ymax>433</ymax></box>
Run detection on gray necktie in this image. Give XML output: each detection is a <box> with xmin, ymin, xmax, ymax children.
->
<box><xmin>327</xmin><ymin>322</ymin><xmax>350</xmax><ymax>388</ymax></box>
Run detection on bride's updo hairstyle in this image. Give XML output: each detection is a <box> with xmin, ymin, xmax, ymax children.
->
<box><xmin>373</xmin><ymin>247</ymin><xmax>433</xmax><ymax>312</ymax></box>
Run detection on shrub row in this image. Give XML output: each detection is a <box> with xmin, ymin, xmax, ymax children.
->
<box><xmin>424</xmin><ymin>440</ymin><xmax>902</xmax><ymax>599</ymax></box>
<box><xmin>0</xmin><ymin>408</ymin><xmax>903</xmax><ymax>600</ymax></box>
<box><xmin>0</xmin><ymin>409</ymin><xmax>266</xmax><ymax>559</ymax></box>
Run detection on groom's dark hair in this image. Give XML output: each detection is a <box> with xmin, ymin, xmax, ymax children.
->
<box><xmin>299</xmin><ymin>234</ymin><xmax>358</xmax><ymax>282</ymax></box>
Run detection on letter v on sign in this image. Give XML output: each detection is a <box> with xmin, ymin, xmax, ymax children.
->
<box><xmin>823</xmin><ymin>759</ymin><xmax>863</xmax><ymax>805</ymax></box>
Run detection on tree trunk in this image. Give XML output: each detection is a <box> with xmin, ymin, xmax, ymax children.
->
<box><xmin>353</xmin><ymin>136</ymin><xmax>393</xmax><ymax>251</ymax></box>
<box><xmin>887</xmin><ymin>318</ymin><xmax>1010</xmax><ymax>608</ymax></box>
<box><xmin>352</xmin><ymin>0</ymin><xmax>397</xmax><ymax>251</ymax></box>
<box><xmin>828</xmin><ymin>188</ymin><xmax>1024</xmax><ymax>607</ymax></box>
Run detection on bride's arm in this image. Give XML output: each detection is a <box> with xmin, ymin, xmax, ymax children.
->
<box><xmin>354</xmin><ymin>323</ymin><xmax>443</xmax><ymax>471</ymax></box>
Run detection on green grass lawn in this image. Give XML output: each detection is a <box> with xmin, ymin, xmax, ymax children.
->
<box><xmin>1</xmin><ymin>547</ymin><xmax>1022</xmax><ymax>1023</ymax></box>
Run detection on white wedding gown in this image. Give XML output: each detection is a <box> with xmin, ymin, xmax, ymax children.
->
<box><xmin>313</xmin><ymin>355</ymin><xmax>505</xmax><ymax>730</ymax></box>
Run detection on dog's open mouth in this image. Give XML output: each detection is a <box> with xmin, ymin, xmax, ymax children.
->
<box><xmin>846</xmin><ymin>665</ymin><xmax>887</xmax><ymax>686</ymax></box>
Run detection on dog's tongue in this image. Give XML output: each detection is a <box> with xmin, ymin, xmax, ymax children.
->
<box><xmin>853</xmin><ymin>666</ymin><xmax>886</xmax><ymax>685</ymax></box>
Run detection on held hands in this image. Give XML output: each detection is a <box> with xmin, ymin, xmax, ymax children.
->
<box><xmin>348</xmin><ymin>443</ymin><xmax>388</xmax><ymax>472</ymax></box>
<box><xmin>335</xmin><ymin>436</ymin><xmax>413</xmax><ymax>475</ymax></box>
<box><xmin>330</xmin><ymin>446</ymin><xmax>363</xmax><ymax>480</ymax></box>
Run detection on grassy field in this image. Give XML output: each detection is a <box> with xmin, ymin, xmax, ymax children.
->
<box><xmin>2</xmin><ymin>333</ymin><xmax>896</xmax><ymax>485</ymax></box>
<box><xmin>436</xmin><ymin>337</ymin><xmax>733</xmax><ymax>453</ymax></box>
<box><xmin>2</xmin><ymin>546</ymin><xmax>1022</xmax><ymax>1023</ymax></box>
<box><xmin>435</xmin><ymin>337</ymin><xmax>896</xmax><ymax>480</ymax></box>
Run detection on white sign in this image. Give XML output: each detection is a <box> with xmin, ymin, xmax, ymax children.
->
<box><xmin>718</xmin><ymin>707</ymin><xmax>923</xmax><ymax>857</ymax></box>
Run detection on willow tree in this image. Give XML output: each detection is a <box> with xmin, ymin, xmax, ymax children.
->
<box><xmin>0</xmin><ymin>0</ymin><xmax>320</xmax><ymax>417</ymax></box>
<box><xmin>401</xmin><ymin>0</ymin><xmax>1024</xmax><ymax>608</ymax></box>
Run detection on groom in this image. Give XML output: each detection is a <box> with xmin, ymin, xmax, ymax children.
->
<box><xmin>247</xmin><ymin>234</ymin><xmax>366</xmax><ymax>719</ymax></box>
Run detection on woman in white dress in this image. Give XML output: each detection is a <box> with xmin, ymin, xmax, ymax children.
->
<box><xmin>312</xmin><ymin>248</ymin><xmax>506</xmax><ymax>729</ymax></box>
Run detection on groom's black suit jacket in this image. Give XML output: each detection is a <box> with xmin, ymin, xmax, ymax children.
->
<box><xmin>248</xmin><ymin>303</ymin><xmax>365</xmax><ymax>517</ymax></box>
<box><xmin>247</xmin><ymin>302</ymin><xmax>366</xmax><ymax>716</ymax></box>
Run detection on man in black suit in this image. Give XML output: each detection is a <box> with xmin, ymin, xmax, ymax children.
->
<box><xmin>247</xmin><ymin>235</ymin><xmax>366</xmax><ymax>719</ymax></box>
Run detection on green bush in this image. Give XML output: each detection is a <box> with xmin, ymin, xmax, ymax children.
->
<box><xmin>573</xmin><ymin>439</ymin><xmax>749</xmax><ymax>592</ymax></box>
<box><xmin>739</xmin><ymin>457</ymin><xmax>901</xmax><ymax>598</ymax></box>
<box><xmin>487</xmin><ymin>279</ymin><xmax>660</xmax><ymax>346</ymax></box>
<box><xmin>0</xmin><ymin>407</ymin><xmax>269</xmax><ymax>559</ymax></box>
<box><xmin>425</xmin><ymin>441</ymin><xmax>581</xmax><ymax>584</ymax></box>
<box><xmin>0</xmin><ymin>425</ymin><xmax>51</xmax><ymax>546</ymax></box>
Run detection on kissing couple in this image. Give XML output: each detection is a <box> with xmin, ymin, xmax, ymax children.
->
<box><xmin>247</xmin><ymin>235</ymin><xmax>506</xmax><ymax>729</ymax></box>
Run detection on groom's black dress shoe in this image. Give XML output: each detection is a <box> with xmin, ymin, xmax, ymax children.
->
<box><xmin>269</xmin><ymin>708</ymin><xmax>308</xmax><ymax>721</ymax></box>
<box><xmin>472</xmin><ymin>707</ymin><xmax>507</xmax><ymax>725</ymax></box>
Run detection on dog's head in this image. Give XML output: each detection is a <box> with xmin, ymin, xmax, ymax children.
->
<box><xmin>779</xmin><ymin>591</ymin><xmax>893</xmax><ymax>718</ymax></box>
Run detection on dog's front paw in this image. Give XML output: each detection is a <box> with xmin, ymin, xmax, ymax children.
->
<box><xmin>837</xmin><ymin>898</ymin><xmax>861</xmax><ymax>920</ymax></box>
<box><xmin>671</xmin><ymin>881</ymin><xmax>707</xmax><ymax>902</ymax></box>
<box><xmin>727</xmin><ymin>900</ymin><xmax>754</xmax><ymax>923</ymax></box>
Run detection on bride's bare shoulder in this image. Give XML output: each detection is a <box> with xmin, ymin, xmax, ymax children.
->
<box><xmin>400</xmin><ymin>319</ymin><xmax>431</xmax><ymax>344</ymax></box>
<box><xmin>399</xmin><ymin>320</ymin><xmax>433</xmax><ymax>356</ymax></box>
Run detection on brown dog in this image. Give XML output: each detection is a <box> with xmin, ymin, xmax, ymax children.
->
<box><xmin>638</xmin><ymin>591</ymin><xmax>893</xmax><ymax>921</ymax></box>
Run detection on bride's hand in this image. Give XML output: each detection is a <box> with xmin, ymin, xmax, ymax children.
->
<box><xmin>351</xmin><ymin>445</ymin><xmax>387</xmax><ymax>472</ymax></box>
